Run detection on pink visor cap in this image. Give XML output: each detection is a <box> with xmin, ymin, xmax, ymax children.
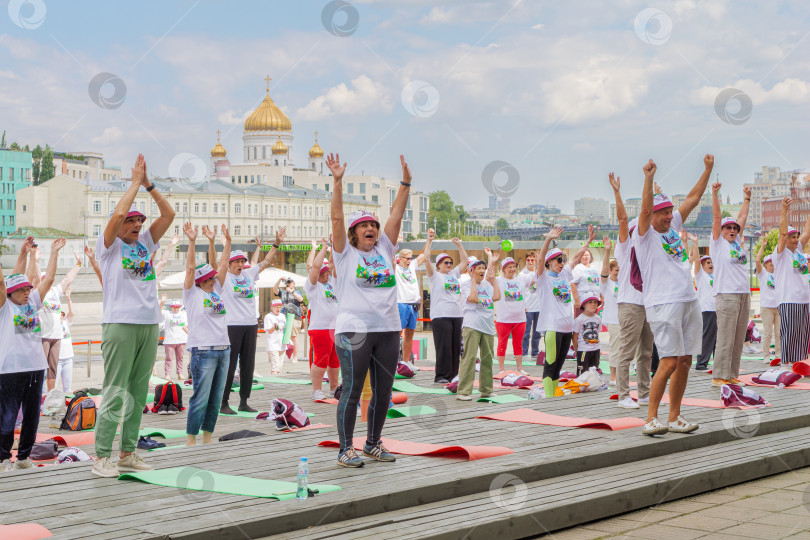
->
<box><xmin>229</xmin><ymin>250</ymin><xmax>248</xmax><ymax>262</ymax></box>
<box><xmin>347</xmin><ymin>210</ymin><xmax>379</xmax><ymax>229</ymax></box>
<box><xmin>700</xmin><ymin>255</ymin><xmax>711</xmax><ymax>263</ymax></box>
<box><xmin>545</xmin><ymin>248</ymin><xmax>564</xmax><ymax>263</ymax></box>
<box><xmin>721</xmin><ymin>217</ymin><xmax>740</xmax><ymax>229</ymax></box>
<box><xmin>579</xmin><ymin>295</ymin><xmax>601</xmax><ymax>310</ymax></box>
<box><xmin>320</xmin><ymin>259</ymin><xmax>331</xmax><ymax>273</ymax></box>
<box><xmin>126</xmin><ymin>203</ymin><xmax>145</xmax><ymax>219</ymax></box>
<box><xmin>271</xmin><ymin>299</ymin><xmax>283</xmax><ymax>306</ymax></box>
<box><xmin>469</xmin><ymin>257</ymin><xmax>486</xmax><ymax>269</ymax></box>
<box><xmin>5</xmin><ymin>273</ymin><xmax>32</xmax><ymax>294</ymax></box>
<box><xmin>501</xmin><ymin>257</ymin><xmax>517</xmax><ymax>270</ymax></box>
<box><xmin>653</xmin><ymin>193</ymin><xmax>674</xmax><ymax>212</ymax></box>
<box><xmin>788</xmin><ymin>227</ymin><xmax>799</xmax><ymax>236</ymax></box>
<box><xmin>194</xmin><ymin>264</ymin><xmax>217</xmax><ymax>284</ymax></box>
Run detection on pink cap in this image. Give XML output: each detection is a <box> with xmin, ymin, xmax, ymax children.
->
<box><xmin>435</xmin><ymin>253</ymin><xmax>452</xmax><ymax>265</ymax></box>
<box><xmin>271</xmin><ymin>299</ymin><xmax>283</xmax><ymax>306</ymax></box>
<box><xmin>229</xmin><ymin>250</ymin><xmax>248</xmax><ymax>262</ymax></box>
<box><xmin>628</xmin><ymin>217</ymin><xmax>639</xmax><ymax>234</ymax></box>
<box><xmin>347</xmin><ymin>210</ymin><xmax>379</xmax><ymax>229</ymax></box>
<box><xmin>700</xmin><ymin>255</ymin><xmax>711</xmax><ymax>263</ymax></box>
<box><xmin>721</xmin><ymin>217</ymin><xmax>739</xmax><ymax>229</ymax></box>
<box><xmin>194</xmin><ymin>264</ymin><xmax>216</xmax><ymax>284</ymax></box>
<box><xmin>545</xmin><ymin>248</ymin><xmax>564</xmax><ymax>263</ymax></box>
<box><xmin>126</xmin><ymin>203</ymin><xmax>145</xmax><ymax>219</ymax></box>
<box><xmin>469</xmin><ymin>258</ymin><xmax>486</xmax><ymax>269</ymax></box>
<box><xmin>5</xmin><ymin>273</ymin><xmax>32</xmax><ymax>294</ymax></box>
<box><xmin>169</xmin><ymin>299</ymin><xmax>182</xmax><ymax>307</ymax></box>
<box><xmin>763</xmin><ymin>254</ymin><xmax>773</xmax><ymax>263</ymax></box>
<box><xmin>653</xmin><ymin>193</ymin><xmax>674</xmax><ymax>212</ymax></box>
<box><xmin>579</xmin><ymin>295</ymin><xmax>601</xmax><ymax>310</ymax></box>
<box><xmin>788</xmin><ymin>227</ymin><xmax>799</xmax><ymax>236</ymax></box>
<box><xmin>500</xmin><ymin>257</ymin><xmax>517</xmax><ymax>270</ymax></box>
<box><xmin>320</xmin><ymin>259</ymin><xmax>331</xmax><ymax>274</ymax></box>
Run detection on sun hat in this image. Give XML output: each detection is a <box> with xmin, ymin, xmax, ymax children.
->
<box><xmin>5</xmin><ymin>273</ymin><xmax>32</xmax><ymax>294</ymax></box>
<box><xmin>194</xmin><ymin>264</ymin><xmax>216</xmax><ymax>284</ymax></box>
<box><xmin>435</xmin><ymin>253</ymin><xmax>452</xmax><ymax>265</ymax></box>
<box><xmin>545</xmin><ymin>248</ymin><xmax>564</xmax><ymax>263</ymax></box>
<box><xmin>347</xmin><ymin>210</ymin><xmax>379</xmax><ymax>229</ymax></box>
<box><xmin>721</xmin><ymin>216</ymin><xmax>740</xmax><ymax>229</ymax></box>
<box><xmin>500</xmin><ymin>257</ymin><xmax>517</xmax><ymax>270</ymax></box>
<box><xmin>653</xmin><ymin>193</ymin><xmax>673</xmax><ymax>212</ymax></box>
<box><xmin>579</xmin><ymin>294</ymin><xmax>601</xmax><ymax>311</ymax></box>
<box><xmin>229</xmin><ymin>250</ymin><xmax>248</xmax><ymax>262</ymax></box>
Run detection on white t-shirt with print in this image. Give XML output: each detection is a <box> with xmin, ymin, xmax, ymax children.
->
<box><xmin>696</xmin><ymin>269</ymin><xmax>716</xmax><ymax>312</ymax></box>
<box><xmin>333</xmin><ymin>232</ymin><xmax>399</xmax><ymax>334</ymax></box>
<box><xmin>221</xmin><ymin>265</ymin><xmax>261</xmax><ymax>326</ymax></box>
<box><xmin>428</xmin><ymin>267</ymin><xmax>462</xmax><ymax>319</ymax></box>
<box><xmin>263</xmin><ymin>312</ymin><xmax>287</xmax><ymax>351</ymax></box>
<box><xmin>710</xmin><ymin>236</ymin><xmax>749</xmax><ymax>294</ymax></box>
<box><xmin>96</xmin><ymin>230</ymin><xmax>161</xmax><ymax>324</ymax></box>
<box><xmin>495</xmin><ymin>275</ymin><xmax>526</xmax><ymax>324</ymax></box>
<box><xmin>614</xmin><ymin>238</ymin><xmax>644</xmax><ymax>306</ymax></box>
<box><xmin>0</xmin><ymin>290</ymin><xmax>47</xmax><ymax>374</ymax></box>
<box><xmin>634</xmin><ymin>211</ymin><xmax>697</xmax><ymax>308</ymax></box>
<box><xmin>572</xmin><ymin>263</ymin><xmax>601</xmax><ymax>300</ymax></box>
<box><xmin>460</xmin><ymin>279</ymin><xmax>496</xmax><ymax>335</ymax></box>
<box><xmin>396</xmin><ymin>260</ymin><xmax>421</xmax><ymax>304</ymax></box>
<box><xmin>59</xmin><ymin>319</ymin><xmax>74</xmax><ymax>360</ymax></box>
<box><xmin>304</xmin><ymin>277</ymin><xmax>339</xmax><ymax>330</ymax></box>
<box><xmin>537</xmin><ymin>267</ymin><xmax>574</xmax><ymax>333</ymax></box>
<box><xmin>774</xmin><ymin>247</ymin><xmax>810</xmax><ymax>305</ymax></box>
<box><xmin>162</xmin><ymin>310</ymin><xmax>189</xmax><ymax>345</ymax></box>
<box><xmin>573</xmin><ymin>313</ymin><xmax>602</xmax><ymax>352</ymax></box>
<box><xmin>183</xmin><ymin>282</ymin><xmax>229</xmax><ymax>349</ymax></box>
<box><xmin>40</xmin><ymin>284</ymin><xmax>64</xmax><ymax>340</ymax></box>
<box><xmin>599</xmin><ymin>280</ymin><xmax>619</xmax><ymax>325</ymax></box>
<box><xmin>758</xmin><ymin>270</ymin><xmax>778</xmax><ymax>309</ymax></box>
<box><xmin>519</xmin><ymin>268</ymin><xmax>541</xmax><ymax>313</ymax></box>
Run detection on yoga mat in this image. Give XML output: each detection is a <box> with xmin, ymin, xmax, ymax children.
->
<box><xmin>231</xmin><ymin>383</ymin><xmax>265</xmax><ymax>391</ymax></box>
<box><xmin>219</xmin><ymin>410</ymin><xmax>269</xmax><ymax>418</ymax></box>
<box><xmin>318</xmin><ymin>437</ymin><xmax>513</xmax><ymax>461</ymax></box>
<box><xmin>119</xmin><ymin>466</ymin><xmax>341</xmax><ymax>499</ymax></box>
<box><xmin>391</xmin><ymin>381</ymin><xmax>453</xmax><ymax>395</ymax></box>
<box><xmin>477</xmin><ymin>409</ymin><xmax>645</xmax><ymax>431</ymax></box>
<box><xmin>0</xmin><ymin>524</ymin><xmax>53</xmax><ymax>540</ymax></box>
<box><xmin>282</xmin><ymin>312</ymin><xmax>295</xmax><ymax>345</ymax></box>
<box><xmin>792</xmin><ymin>360</ymin><xmax>810</xmax><ymax>376</ymax></box>
<box><xmin>255</xmin><ymin>377</ymin><xmax>311</xmax><ymax>385</ymax></box>
<box><xmin>313</xmin><ymin>398</ymin><xmax>339</xmax><ymax>405</ymax></box>
<box><xmin>615</xmin><ymin>391</ymin><xmax>771</xmax><ymax>410</ymax></box>
<box><xmin>493</xmin><ymin>371</ymin><xmax>542</xmax><ymax>382</ymax></box>
<box><xmin>418</xmin><ymin>366</ymin><xmax>435</xmax><ymax>371</ymax></box>
<box><xmin>738</xmin><ymin>373</ymin><xmax>810</xmax><ymax>390</ymax></box>
<box><xmin>148</xmin><ymin>444</ymin><xmax>186</xmax><ymax>452</ymax></box>
<box><xmin>395</xmin><ymin>373</ymin><xmax>416</xmax><ymax>379</ymax></box>
<box><xmin>387</xmin><ymin>405</ymin><xmax>436</xmax><ymax>418</ymax></box>
<box><xmin>476</xmin><ymin>394</ymin><xmax>526</xmax><ymax>404</ymax></box>
<box><xmin>150</xmin><ymin>375</ymin><xmax>170</xmax><ymax>386</ymax></box>
<box><xmin>281</xmin><ymin>423</ymin><xmax>331</xmax><ymax>433</ymax></box>
<box><xmin>139</xmin><ymin>428</ymin><xmax>188</xmax><ymax>439</ymax></box>
<box><xmin>36</xmin><ymin>432</ymin><xmax>95</xmax><ymax>446</ymax></box>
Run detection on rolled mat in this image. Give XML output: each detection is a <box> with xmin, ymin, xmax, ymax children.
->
<box><xmin>418</xmin><ymin>366</ymin><xmax>435</xmax><ymax>371</ymax></box>
<box><xmin>0</xmin><ymin>524</ymin><xmax>53</xmax><ymax>539</ymax></box>
<box><xmin>792</xmin><ymin>360</ymin><xmax>810</xmax><ymax>376</ymax></box>
<box><xmin>313</xmin><ymin>398</ymin><xmax>339</xmax><ymax>405</ymax></box>
<box><xmin>118</xmin><ymin>466</ymin><xmax>341</xmax><ymax>499</ymax></box>
<box><xmin>386</xmin><ymin>405</ymin><xmax>436</xmax><ymax>418</ymax></box>
<box><xmin>611</xmin><ymin>391</ymin><xmax>771</xmax><ymax>410</ymax></box>
<box><xmin>738</xmin><ymin>373</ymin><xmax>810</xmax><ymax>390</ymax></box>
<box><xmin>255</xmin><ymin>377</ymin><xmax>311</xmax><ymax>385</ymax></box>
<box><xmin>476</xmin><ymin>394</ymin><xmax>526</xmax><ymax>404</ymax></box>
<box><xmin>282</xmin><ymin>313</ymin><xmax>295</xmax><ymax>345</ymax></box>
<box><xmin>391</xmin><ymin>381</ymin><xmax>453</xmax><ymax>395</ymax></box>
<box><xmin>318</xmin><ymin>437</ymin><xmax>513</xmax><ymax>461</ymax></box>
<box><xmin>477</xmin><ymin>409</ymin><xmax>645</xmax><ymax>430</ymax></box>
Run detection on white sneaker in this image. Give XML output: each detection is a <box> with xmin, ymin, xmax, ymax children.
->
<box><xmin>14</xmin><ymin>458</ymin><xmax>34</xmax><ymax>470</ymax></box>
<box><xmin>456</xmin><ymin>394</ymin><xmax>473</xmax><ymax>401</ymax></box>
<box><xmin>519</xmin><ymin>370</ymin><xmax>529</xmax><ymax>376</ymax></box>
<box><xmin>312</xmin><ymin>389</ymin><xmax>326</xmax><ymax>401</ymax></box>
<box><xmin>617</xmin><ymin>397</ymin><xmax>639</xmax><ymax>409</ymax></box>
<box><xmin>91</xmin><ymin>457</ymin><xmax>120</xmax><ymax>478</ymax></box>
<box><xmin>642</xmin><ymin>417</ymin><xmax>669</xmax><ymax>436</ymax></box>
<box><xmin>608</xmin><ymin>380</ymin><xmax>616</xmax><ymax>387</ymax></box>
<box><xmin>117</xmin><ymin>453</ymin><xmax>153</xmax><ymax>472</ymax></box>
<box><xmin>637</xmin><ymin>396</ymin><xmax>650</xmax><ymax>405</ymax></box>
<box><xmin>668</xmin><ymin>415</ymin><xmax>699</xmax><ymax>433</ymax></box>
<box><xmin>0</xmin><ymin>459</ymin><xmax>13</xmax><ymax>472</ymax></box>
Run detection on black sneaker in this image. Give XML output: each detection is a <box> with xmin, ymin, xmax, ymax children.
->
<box><xmin>220</xmin><ymin>403</ymin><xmax>236</xmax><ymax>415</ymax></box>
<box><xmin>167</xmin><ymin>404</ymin><xmax>179</xmax><ymax>415</ymax></box>
<box><xmin>157</xmin><ymin>404</ymin><xmax>169</xmax><ymax>415</ymax></box>
<box><xmin>238</xmin><ymin>402</ymin><xmax>257</xmax><ymax>413</ymax></box>
<box><xmin>137</xmin><ymin>436</ymin><xmax>156</xmax><ymax>450</ymax></box>
<box><xmin>694</xmin><ymin>366</ymin><xmax>711</xmax><ymax>373</ymax></box>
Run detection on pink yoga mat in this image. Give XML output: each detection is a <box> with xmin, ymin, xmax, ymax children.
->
<box><xmin>610</xmin><ymin>391</ymin><xmax>770</xmax><ymax>410</ymax></box>
<box><xmin>318</xmin><ymin>437</ymin><xmax>513</xmax><ymax>460</ymax></box>
<box><xmin>738</xmin><ymin>374</ymin><xmax>810</xmax><ymax>390</ymax></box>
<box><xmin>0</xmin><ymin>524</ymin><xmax>52</xmax><ymax>539</ymax></box>
<box><xmin>282</xmin><ymin>423</ymin><xmax>331</xmax><ymax>433</ymax></box>
<box><xmin>35</xmin><ymin>432</ymin><xmax>95</xmax><ymax>447</ymax></box>
<box><xmin>477</xmin><ymin>408</ymin><xmax>645</xmax><ymax>430</ymax></box>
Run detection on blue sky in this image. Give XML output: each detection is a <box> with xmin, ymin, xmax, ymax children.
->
<box><xmin>1</xmin><ymin>0</ymin><xmax>809</xmax><ymax>213</ymax></box>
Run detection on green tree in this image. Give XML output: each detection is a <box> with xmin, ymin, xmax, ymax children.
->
<box><xmin>9</xmin><ymin>142</ymin><xmax>20</xmax><ymax>150</ymax></box>
<box><xmin>31</xmin><ymin>145</ymin><xmax>42</xmax><ymax>185</ymax></box>
<box><xmin>754</xmin><ymin>228</ymin><xmax>779</xmax><ymax>256</ymax></box>
<box><xmin>721</xmin><ymin>210</ymin><xmax>732</xmax><ymax>218</ymax></box>
<box><xmin>428</xmin><ymin>190</ymin><xmax>468</xmax><ymax>237</ymax></box>
<box><xmin>496</xmin><ymin>218</ymin><xmax>509</xmax><ymax>230</ymax></box>
<box><xmin>0</xmin><ymin>131</ymin><xmax>6</xmax><ymax>149</ymax></box>
<box><xmin>0</xmin><ymin>236</ymin><xmax>8</xmax><ymax>255</ymax></box>
<box><xmin>39</xmin><ymin>144</ymin><xmax>55</xmax><ymax>184</ymax></box>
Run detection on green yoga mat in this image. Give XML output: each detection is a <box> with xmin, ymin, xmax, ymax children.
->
<box><xmin>282</xmin><ymin>312</ymin><xmax>295</xmax><ymax>345</ymax></box>
<box><xmin>119</xmin><ymin>466</ymin><xmax>341</xmax><ymax>500</ymax></box>
<box><xmin>148</xmin><ymin>444</ymin><xmax>186</xmax><ymax>452</ymax></box>
<box><xmin>476</xmin><ymin>394</ymin><xmax>526</xmax><ymax>404</ymax></box>
<box><xmin>139</xmin><ymin>428</ymin><xmax>188</xmax><ymax>439</ymax></box>
<box><xmin>391</xmin><ymin>381</ymin><xmax>452</xmax><ymax>395</ymax></box>
<box><xmin>255</xmin><ymin>377</ymin><xmax>311</xmax><ymax>385</ymax></box>
<box><xmin>231</xmin><ymin>383</ymin><xmax>265</xmax><ymax>391</ymax></box>
<box><xmin>386</xmin><ymin>405</ymin><xmax>436</xmax><ymax>418</ymax></box>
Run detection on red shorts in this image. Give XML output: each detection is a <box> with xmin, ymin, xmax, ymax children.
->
<box><xmin>310</xmin><ymin>329</ymin><xmax>339</xmax><ymax>369</ymax></box>
<box><xmin>495</xmin><ymin>321</ymin><xmax>526</xmax><ymax>357</ymax></box>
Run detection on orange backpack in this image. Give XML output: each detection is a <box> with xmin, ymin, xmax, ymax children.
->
<box><xmin>60</xmin><ymin>392</ymin><xmax>97</xmax><ymax>431</ymax></box>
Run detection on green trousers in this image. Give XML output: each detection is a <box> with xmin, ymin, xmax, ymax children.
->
<box><xmin>458</xmin><ymin>327</ymin><xmax>494</xmax><ymax>396</ymax></box>
<box><xmin>95</xmin><ymin>323</ymin><xmax>159</xmax><ymax>457</ymax></box>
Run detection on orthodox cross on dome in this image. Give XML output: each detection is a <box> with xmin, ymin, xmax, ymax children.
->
<box><xmin>216</xmin><ymin>129</ymin><xmax>221</xmax><ymax>141</ymax></box>
<box><xmin>314</xmin><ymin>130</ymin><xmax>319</xmax><ymax>141</ymax></box>
<box><xmin>265</xmin><ymin>75</ymin><xmax>271</xmax><ymax>94</ymax></box>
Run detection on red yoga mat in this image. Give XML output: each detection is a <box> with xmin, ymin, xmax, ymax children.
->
<box><xmin>611</xmin><ymin>391</ymin><xmax>770</xmax><ymax>410</ymax></box>
<box><xmin>35</xmin><ymin>432</ymin><xmax>95</xmax><ymax>447</ymax></box>
<box><xmin>792</xmin><ymin>360</ymin><xmax>810</xmax><ymax>375</ymax></box>
<box><xmin>738</xmin><ymin>373</ymin><xmax>810</xmax><ymax>390</ymax></box>
<box><xmin>318</xmin><ymin>437</ymin><xmax>513</xmax><ymax>460</ymax></box>
<box><xmin>477</xmin><ymin>408</ymin><xmax>645</xmax><ymax>431</ymax></box>
<box><xmin>314</xmin><ymin>392</ymin><xmax>408</xmax><ymax>405</ymax></box>
<box><xmin>0</xmin><ymin>524</ymin><xmax>53</xmax><ymax>539</ymax></box>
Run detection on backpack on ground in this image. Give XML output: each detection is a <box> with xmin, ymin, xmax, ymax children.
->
<box><xmin>151</xmin><ymin>381</ymin><xmax>184</xmax><ymax>413</ymax></box>
<box><xmin>270</xmin><ymin>398</ymin><xmax>310</xmax><ymax>430</ymax></box>
<box><xmin>60</xmin><ymin>391</ymin><xmax>96</xmax><ymax>431</ymax></box>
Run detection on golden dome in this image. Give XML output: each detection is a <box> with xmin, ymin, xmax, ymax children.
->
<box><xmin>271</xmin><ymin>136</ymin><xmax>288</xmax><ymax>155</ymax></box>
<box><xmin>309</xmin><ymin>130</ymin><xmax>324</xmax><ymax>158</ymax></box>
<box><xmin>243</xmin><ymin>76</ymin><xmax>292</xmax><ymax>132</ymax></box>
<box><xmin>210</xmin><ymin>129</ymin><xmax>227</xmax><ymax>157</ymax></box>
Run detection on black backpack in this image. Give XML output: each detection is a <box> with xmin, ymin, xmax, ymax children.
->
<box><xmin>151</xmin><ymin>381</ymin><xmax>184</xmax><ymax>412</ymax></box>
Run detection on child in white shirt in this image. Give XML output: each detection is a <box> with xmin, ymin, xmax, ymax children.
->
<box><xmin>573</xmin><ymin>296</ymin><xmax>603</xmax><ymax>376</ymax></box>
<box><xmin>263</xmin><ymin>299</ymin><xmax>287</xmax><ymax>374</ymax></box>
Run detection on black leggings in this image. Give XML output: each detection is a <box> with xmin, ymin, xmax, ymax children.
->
<box><xmin>576</xmin><ymin>349</ymin><xmax>600</xmax><ymax>376</ymax></box>
<box><xmin>431</xmin><ymin>317</ymin><xmax>462</xmax><ymax>382</ymax></box>
<box><xmin>335</xmin><ymin>331</ymin><xmax>399</xmax><ymax>452</ymax></box>
<box><xmin>543</xmin><ymin>331</ymin><xmax>572</xmax><ymax>382</ymax></box>
<box><xmin>223</xmin><ymin>324</ymin><xmax>258</xmax><ymax>403</ymax></box>
<box><xmin>0</xmin><ymin>370</ymin><xmax>44</xmax><ymax>461</ymax></box>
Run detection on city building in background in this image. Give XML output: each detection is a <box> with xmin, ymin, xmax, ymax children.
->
<box><xmin>761</xmin><ymin>174</ymin><xmax>810</xmax><ymax>231</ymax></box>
<box><xmin>52</xmin><ymin>152</ymin><xmax>122</xmax><ymax>182</ymax></box>
<box><xmin>574</xmin><ymin>197</ymin><xmax>610</xmax><ymax>224</ymax></box>
<box><xmin>745</xmin><ymin>166</ymin><xmax>799</xmax><ymax>227</ymax></box>
<box><xmin>0</xmin><ymin>148</ymin><xmax>32</xmax><ymax>236</ymax></box>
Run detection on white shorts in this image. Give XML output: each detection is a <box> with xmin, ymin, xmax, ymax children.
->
<box><xmin>645</xmin><ymin>300</ymin><xmax>702</xmax><ymax>358</ymax></box>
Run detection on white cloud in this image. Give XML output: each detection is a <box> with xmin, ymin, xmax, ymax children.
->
<box><xmin>531</xmin><ymin>23</ymin><xmax>544</xmax><ymax>30</ymax></box>
<box><xmin>217</xmin><ymin>109</ymin><xmax>251</xmax><ymax>126</ymax></box>
<box><xmin>692</xmin><ymin>78</ymin><xmax>810</xmax><ymax>105</ymax></box>
<box><xmin>91</xmin><ymin>126</ymin><xmax>123</xmax><ymax>145</ymax></box>
<box><xmin>296</xmin><ymin>75</ymin><xmax>392</xmax><ymax>121</ymax></box>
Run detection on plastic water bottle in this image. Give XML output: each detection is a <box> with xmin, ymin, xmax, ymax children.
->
<box><xmin>296</xmin><ymin>457</ymin><xmax>308</xmax><ymax>500</ymax></box>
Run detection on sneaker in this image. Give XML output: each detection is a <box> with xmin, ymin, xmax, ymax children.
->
<box><xmin>694</xmin><ymin>366</ymin><xmax>711</xmax><ymax>373</ymax></box>
<box><xmin>167</xmin><ymin>404</ymin><xmax>179</xmax><ymax>415</ymax></box>
<box><xmin>617</xmin><ymin>397</ymin><xmax>639</xmax><ymax>409</ymax></box>
<box><xmin>238</xmin><ymin>402</ymin><xmax>257</xmax><ymax>413</ymax></box>
<box><xmin>157</xmin><ymin>404</ymin><xmax>169</xmax><ymax>415</ymax></box>
<box><xmin>456</xmin><ymin>394</ymin><xmax>473</xmax><ymax>401</ymax></box>
<box><xmin>312</xmin><ymin>389</ymin><xmax>326</xmax><ymax>401</ymax></box>
<box><xmin>518</xmin><ymin>370</ymin><xmax>529</xmax><ymax>376</ymax></box>
<box><xmin>642</xmin><ymin>417</ymin><xmax>669</xmax><ymax>436</ymax></box>
<box><xmin>728</xmin><ymin>378</ymin><xmax>746</xmax><ymax>386</ymax></box>
<box><xmin>668</xmin><ymin>415</ymin><xmax>699</xmax><ymax>433</ymax></box>
<box><xmin>137</xmin><ymin>436</ymin><xmax>164</xmax><ymax>450</ymax></box>
<box><xmin>117</xmin><ymin>453</ymin><xmax>153</xmax><ymax>472</ymax></box>
<box><xmin>480</xmin><ymin>393</ymin><xmax>494</xmax><ymax>398</ymax></box>
<box><xmin>637</xmin><ymin>396</ymin><xmax>650</xmax><ymax>405</ymax></box>
<box><xmin>711</xmin><ymin>378</ymin><xmax>729</xmax><ymax>387</ymax></box>
<box><xmin>0</xmin><ymin>459</ymin><xmax>13</xmax><ymax>472</ymax></box>
<box><xmin>14</xmin><ymin>458</ymin><xmax>34</xmax><ymax>470</ymax></box>
<box><xmin>91</xmin><ymin>457</ymin><xmax>120</xmax><ymax>478</ymax></box>
<box><xmin>362</xmin><ymin>441</ymin><xmax>396</xmax><ymax>462</ymax></box>
<box><xmin>608</xmin><ymin>379</ymin><xmax>616</xmax><ymax>387</ymax></box>
<box><xmin>435</xmin><ymin>378</ymin><xmax>450</xmax><ymax>384</ymax></box>
<box><xmin>337</xmin><ymin>448</ymin><xmax>365</xmax><ymax>468</ymax></box>
<box><xmin>220</xmin><ymin>403</ymin><xmax>236</xmax><ymax>415</ymax></box>
<box><xmin>742</xmin><ymin>345</ymin><xmax>759</xmax><ymax>354</ymax></box>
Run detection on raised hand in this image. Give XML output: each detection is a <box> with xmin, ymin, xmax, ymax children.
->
<box><xmin>712</xmin><ymin>182</ymin><xmax>722</xmax><ymax>194</ymax></box>
<box><xmin>325</xmin><ymin>153</ymin><xmax>346</xmax><ymax>182</ymax></box>
<box><xmin>221</xmin><ymin>224</ymin><xmax>231</xmax><ymax>241</ymax></box>
<box><xmin>427</xmin><ymin>228</ymin><xmax>436</xmax><ymax>241</ymax></box>
<box><xmin>547</xmin><ymin>226</ymin><xmax>563</xmax><ymax>240</ymax></box>
<box><xmin>686</xmin><ymin>232</ymin><xmax>698</xmax><ymax>242</ymax></box>
<box><xmin>451</xmin><ymin>237</ymin><xmax>461</xmax><ymax>246</ymax></box>
<box><xmin>484</xmin><ymin>247</ymin><xmax>492</xmax><ymax>258</ymax></box>
<box><xmin>400</xmin><ymin>155</ymin><xmax>412</xmax><ymax>185</ymax></box>
<box><xmin>743</xmin><ymin>186</ymin><xmax>752</xmax><ymax>198</ymax></box>
<box><xmin>83</xmin><ymin>245</ymin><xmax>96</xmax><ymax>262</ymax></box>
<box><xmin>587</xmin><ymin>224</ymin><xmax>598</xmax><ymax>243</ymax></box>
<box><xmin>603</xmin><ymin>235</ymin><xmax>612</xmax><ymax>251</ymax></box>
<box><xmin>161</xmin><ymin>292</ymin><xmax>168</xmax><ymax>303</ymax></box>
<box><xmin>34</xmin><ymin>246</ymin><xmax>42</xmax><ymax>262</ymax></box>
<box><xmin>131</xmin><ymin>154</ymin><xmax>146</xmax><ymax>186</ymax></box>
<box><xmin>704</xmin><ymin>154</ymin><xmax>715</xmax><ymax>169</ymax></box>
<box><xmin>201</xmin><ymin>225</ymin><xmax>216</xmax><ymax>242</ymax></box>
<box><xmin>608</xmin><ymin>172</ymin><xmax>620</xmax><ymax>192</ymax></box>
<box><xmin>783</xmin><ymin>196</ymin><xmax>792</xmax><ymax>209</ymax></box>
<box><xmin>51</xmin><ymin>238</ymin><xmax>66</xmax><ymax>253</ymax></box>
<box><xmin>643</xmin><ymin>159</ymin><xmax>657</xmax><ymax>178</ymax></box>
<box><xmin>169</xmin><ymin>232</ymin><xmax>180</xmax><ymax>246</ymax></box>
<box><xmin>654</xmin><ymin>181</ymin><xmax>663</xmax><ymax>194</ymax></box>
<box><xmin>19</xmin><ymin>236</ymin><xmax>34</xmax><ymax>256</ymax></box>
<box><xmin>73</xmin><ymin>250</ymin><xmax>82</xmax><ymax>266</ymax></box>
<box><xmin>183</xmin><ymin>222</ymin><xmax>197</xmax><ymax>241</ymax></box>
<box><xmin>276</xmin><ymin>226</ymin><xmax>287</xmax><ymax>245</ymax></box>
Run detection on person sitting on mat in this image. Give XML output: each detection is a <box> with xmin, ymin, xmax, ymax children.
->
<box><xmin>183</xmin><ymin>222</ymin><xmax>231</xmax><ymax>447</ymax></box>
<box><xmin>326</xmin><ymin>152</ymin><xmax>411</xmax><ymax>468</ymax></box>
<box><xmin>305</xmin><ymin>239</ymin><xmax>340</xmax><ymax>400</ymax></box>
<box><xmin>457</xmin><ymin>251</ymin><xmax>500</xmax><ymax>401</ymax></box>
<box><xmin>1</xmin><ymin>236</ymin><xmax>65</xmax><ymax>471</ymax></box>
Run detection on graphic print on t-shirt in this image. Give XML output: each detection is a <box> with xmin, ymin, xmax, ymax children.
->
<box><xmin>766</xmin><ymin>273</ymin><xmax>775</xmax><ymax>290</ymax></box>
<box><xmin>43</xmin><ymin>291</ymin><xmax>61</xmax><ymax>312</ymax></box>
<box><xmin>443</xmin><ymin>275</ymin><xmax>460</xmax><ymax>295</ymax></box>
<box><xmin>203</xmin><ymin>292</ymin><xmax>227</xmax><ymax>315</ymax></box>
<box><xmin>323</xmin><ymin>282</ymin><xmax>339</xmax><ymax>303</ymax></box>
<box><xmin>62</xmin><ymin>321</ymin><xmax>70</xmax><ymax>339</ymax></box>
<box><xmin>476</xmin><ymin>285</ymin><xmax>494</xmax><ymax>309</ymax></box>
<box><xmin>581</xmin><ymin>320</ymin><xmax>600</xmax><ymax>344</ymax></box>
<box><xmin>400</xmin><ymin>267</ymin><xmax>416</xmax><ymax>284</ymax></box>
<box><xmin>793</xmin><ymin>251</ymin><xmax>808</xmax><ymax>275</ymax></box>
<box><xmin>13</xmin><ymin>302</ymin><xmax>41</xmax><ymax>335</ymax></box>
<box><xmin>550</xmin><ymin>274</ymin><xmax>571</xmax><ymax>303</ymax></box>
<box><xmin>230</xmin><ymin>274</ymin><xmax>255</xmax><ymax>299</ymax></box>
<box><xmin>729</xmin><ymin>241</ymin><xmax>748</xmax><ymax>264</ymax></box>
<box><xmin>503</xmin><ymin>280</ymin><xmax>524</xmax><ymax>302</ymax></box>
<box><xmin>356</xmin><ymin>253</ymin><xmax>395</xmax><ymax>288</ymax></box>
<box><xmin>660</xmin><ymin>229</ymin><xmax>687</xmax><ymax>262</ymax></box>
<box><xmin>121</xmin><ymin>241</ymin><xmax>156</xmax><ymax>281</ymax></box>
<box><xmin>169</xmin><ymin>315</ymin><xmax>185</xmax><ymax>327</ymax></box>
